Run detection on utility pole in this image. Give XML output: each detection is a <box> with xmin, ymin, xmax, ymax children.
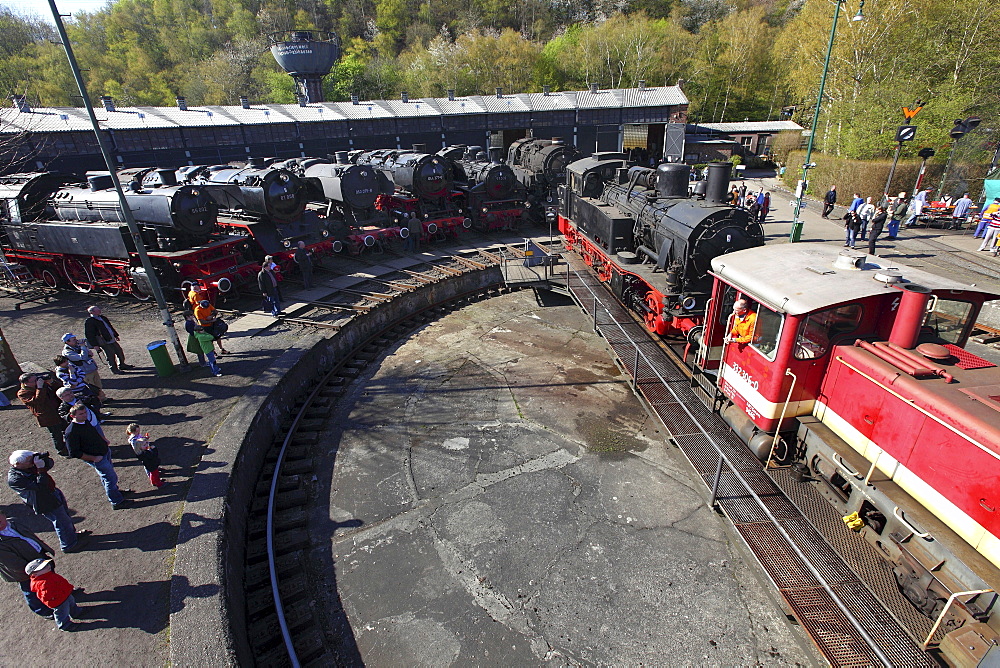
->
<box><xmin>47</xmin><ymin>0</ymin><xmax>190</xmax><ymax>372</ymax></box>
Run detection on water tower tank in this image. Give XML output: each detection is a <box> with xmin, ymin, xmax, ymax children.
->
<box><xmin>269</xmin><ymin>30</ymin><xmax>341</xmax><ymax>104</ymax></box>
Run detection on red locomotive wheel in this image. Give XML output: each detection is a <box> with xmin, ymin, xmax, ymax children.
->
<box><xmin>129</xmin><ymin>280</ymin><xmax>151</xmax><ymax>301</ymax></box>
<box><xmin>40</xmin><ymin>269</ymin><xmax>59</xmax><ymax>289</ymax></box>
<box><xmin>63</xmin><ymin>257</ymin><xmax>94</xmax><ymax>293</ymax></box>
<box><xmin>92</xmin><ymin>264</ymin><xmax>121</xmax><ymax>297</ymax></box>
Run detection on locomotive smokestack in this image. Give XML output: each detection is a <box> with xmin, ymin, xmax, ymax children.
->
<box><xmin>551</xmin><ymin>137</ymin><xmax>563</xmax><ymax>145</ymax></box>
<box><xmin>411</xmin><ymin>143</ymin><xmax>426</xmax><ymax>153</ymax></box>
<box><xmin>176</xmin><ymin>96</ymin><xmax>187</xmax><ymax>111</ymax></box>
<box><xmin>447</xmin><ymin>89</ymin><xmax>455</xmax><ymax>101</ymax></box>
<box><xmin>10</xmin><ymin>95</ymin><xmax>30</xmax><ymax>113</ymax></box>
<box><xmin>88</xmin><ymin>174</ymin><xmax>113</xmax><ymax>191</ymax></box>
<box><xmin>100</xmin><ymin>96</ymin><xmax>115</xmax><ymax>112</ymax></box>
<box><xmin>704</xmin><ymin>162</ymin><xmax>731</xmax><ymax>205</ymax></box>
<box><xmin>656</xmin><ymin>163</ymin><xmax>690</xmax><ymax>198</ymax></box>
<box><xmin>335</xmin><ymin>151</ymin><xmax>350</xmax><ymax>164</ymax></box>
<box><xmin>249</xmin><ymin>157</ymin><xmax>264</xmax><ymax>168</ymax></box>
<box><xmin>488</xmin><ymin>147</ymin><xmax>502</xmax><ymax>164</ymax></box>
<box><xmin>240</xmin><ymin>96</ymin><xmax>250</xmax><ymax>109</ymax></box>
<box><xmin>889</xmin><ymin>283</ymin><xmax>933</xmax><ymax>349</ymax></box>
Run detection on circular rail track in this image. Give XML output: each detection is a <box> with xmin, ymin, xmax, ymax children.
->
<box><xmin>241</xmin><ymin>253</ymin><xmax>515</xmax><ymax>665</ymax></box>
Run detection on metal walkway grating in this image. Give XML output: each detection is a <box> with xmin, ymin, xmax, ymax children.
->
<box><xmin>565</xmin><ymin>263</ymin><xmax>936</xmax><ymax>667</ymax></box>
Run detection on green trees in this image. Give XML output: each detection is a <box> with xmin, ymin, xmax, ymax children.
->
<box><xmin>0</xmin><ymin>0</ymin><xmax>991</xmax><ymax>177</ymax></box>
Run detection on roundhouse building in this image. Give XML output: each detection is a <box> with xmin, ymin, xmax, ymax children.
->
<box><xmin>1</xmin><ymin>84</ymin><xmax>687</xmax><ymax>175</ymax></box>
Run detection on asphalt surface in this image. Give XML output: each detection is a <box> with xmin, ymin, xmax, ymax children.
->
<box><xmin>0</xmin><ymin>185</ymin><xmax>997</xmax><ymax>666</ymax></box>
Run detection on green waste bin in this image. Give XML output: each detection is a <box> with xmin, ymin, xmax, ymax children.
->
<box><xmin>146</xmin><ymin>340</ymin><xmax>175</xmax><ymax>378</ymax></box>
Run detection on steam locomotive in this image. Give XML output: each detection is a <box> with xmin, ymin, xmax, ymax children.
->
<box><xmin>351</xmin><ymin>146</ymin><xmax>469</xmax><ymax>240</ymax></box>
<box><xmin>437</xmin><ymin>145</ymin><xmax>527</xmax><ymax>231</ymax></box>
<box><xmin>508</xmin><ymin>137</ymin><xmax>580</xmax><ymax>223</ymax></box>
<box><xmin>699</xmin><ymin>244</ymin><xmax>1000</xmax><ymax>664</ymax></box>
<box><xmin>0</xmin><ymin>170</ymin><xmax>257</xmax><ymax>299</ymax></box>
<box><xmin>558</xmin><ymin>157</ymin><xmax>764</xmax><ymax>338</ymax></box>
<box><xmin>276</xmin><ymin>154</ymin><xmax>411</xmax><ymax>254</ymax></box>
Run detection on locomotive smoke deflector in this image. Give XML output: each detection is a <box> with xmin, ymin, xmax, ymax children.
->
<box><xmin>889</xmin><ymin>283</ymin><xmax>933</xmax><ymax>349</ymax></box>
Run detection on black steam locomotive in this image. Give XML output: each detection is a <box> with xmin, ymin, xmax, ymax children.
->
<box><xmin>276</xmin><ymin>154</ymin><xmax>411</xmax><ymax>253</ymax></box>
<box><xmin>508</xmin><ymin>137</ymin><xmax>580</xmax><ymax>223</ymax></box>
<box><xmin>0</xmin><ymin>171</ymin><xmax>257</xmax><ymax>299</ymax></box>
<box><xmin>437</xmin><ymin>145</ymin><xmax>526</xmax><ymax>231</ymax></box>
<box><xmin>351</xmin><ymin>146</ymin><xmax>468</xmax><ymax>239</ymax></box>
<box><xmin>559</xmin><ymin>158</ymin><xmax>764</xmax><ymax>338</ymax></box>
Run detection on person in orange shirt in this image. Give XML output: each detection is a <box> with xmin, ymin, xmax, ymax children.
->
<box><xmin>726</xmin><ymin>299</ymin><xmax>757</xmax><ymax>346</ymax></box>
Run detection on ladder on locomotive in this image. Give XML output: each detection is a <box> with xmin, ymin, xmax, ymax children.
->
<box><xmin>0</xmin><ymin>259</ymin><xmax>54</xmax><ymax>310</ymax></box>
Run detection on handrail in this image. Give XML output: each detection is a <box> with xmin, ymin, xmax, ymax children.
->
<box><xmin>921</xmin><ymin>589</ymin><xmax>994</xmax><ymax>649</ymax></box>
<box><xmin>565</xmin><ymin>267</ymin><xmax>893</xmax><ymax>667</ymax></box>
<box><xmin>766</xmin><ymin>369</ymin><xmax>797</xmax><ymax>469</ymax></box>
<box><xmin>892</xmin><ymin>506</ymin><xmax>931</xmax><ymax>539</ymax></box>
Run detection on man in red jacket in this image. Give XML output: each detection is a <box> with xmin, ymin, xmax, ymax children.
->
<box><xmin>26</xmin><ymin>557</ymin><xmax>84</xmax><ymax>631</ymax></box>
<box><xmin>16</xmin><ymin>373</ymin><xmax>67</xmax><ymax>456</ymax></box>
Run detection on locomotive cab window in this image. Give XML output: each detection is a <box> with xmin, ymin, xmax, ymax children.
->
<box><xmin>920</xmin><ymin>297</ymin><xmax>973</xmax><ymax>345</ymax></box>
<box><xmin>794</xmin><ymin>303</ymin><xmax>863</xmax><ymax>360</ymax></box>
<box><xmin>749</xmin><ymin>304</ymin><xmax>782</xmax><ymax>360</ymax></box>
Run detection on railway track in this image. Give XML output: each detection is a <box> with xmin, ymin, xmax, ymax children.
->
<box><xmin>239</xmin><ymin>248</ymin><xmax>523</xmax><ymax>666</ymax></box>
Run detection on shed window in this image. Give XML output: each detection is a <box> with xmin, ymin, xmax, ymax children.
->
<box><xmin>795</xmin><ymin>303</ymin><xmax>863</xmax><ymax>359</ymax></box>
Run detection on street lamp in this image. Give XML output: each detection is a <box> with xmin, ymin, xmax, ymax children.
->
<box><xmin>789</xmin><ymin>0</ymin><xmax>865</xmax><ymax>242</ymax></box>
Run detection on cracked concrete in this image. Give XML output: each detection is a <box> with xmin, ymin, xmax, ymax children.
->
<box><xmin>307</xmin><ymin>288</ymin><xmax>816</xmax><ymax>666</ymax></box>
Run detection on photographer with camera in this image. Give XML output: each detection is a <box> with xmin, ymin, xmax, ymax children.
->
<box><xmin>7</xmin><ymin>450</ymin><xmax>89</xmax><ymax>553</ymax></box>
<box><xmin>16</xmin><ymin>373</ymin><xmax>67</xmax><ymax>457</ymax></box>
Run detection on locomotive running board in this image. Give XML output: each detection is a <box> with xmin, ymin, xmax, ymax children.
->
<box><xmin>564</xmin><ymin>263</ymin><xmax>935</xmax><ymax>668</ymax></box>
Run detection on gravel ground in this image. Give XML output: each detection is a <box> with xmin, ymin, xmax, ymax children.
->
<box><xmin>0</xmin><ymin>289</ymin><xmax>306</xmax><ymax>665</ymax></box>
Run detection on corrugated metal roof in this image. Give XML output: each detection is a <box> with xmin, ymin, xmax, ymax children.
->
<box><xmin>1</xmin><ymin>86</ymin><xmax>689</xmax><ymax>134</ymax></box>
<box><xmin>328</xmin><ymin>100</ymin><xmax>396</xmax><ymax>120</ymax></box>
<box><xmin>376</xmin><ymin>98</ymin><xmax>441</xmax><ymax>118</ymax></box>
<box><xmin>423</xmin><ymin>96</ymin><xmax>486</xmax><ymax>115</ymax></box>
<box><xmin>574</xmin><ymin>88</ymin><xmax>623</xmax><ymax>109</ymax></box>
<box><xmin>699</xmin><ymin>120</ymin><xmax>804</xmax><ymax>133</ymax></box>
<box><xmin>472</xmin><ymin>94</ymin><xmax>531</xmax><ymax>114</ymax></box>
<box><xmin>516</xmin><ymin>91</ymin><xmax>577</xmax><ymax>112</ymax></box>
<box><xmin>620</xmin><ymin>86</ymin><xmax>687</xmax><ymax>107</ymax></box>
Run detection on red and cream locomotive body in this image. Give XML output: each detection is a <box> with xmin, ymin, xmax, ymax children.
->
<box><xmin>700</xmin><ymin>243</ymin><xmax>1000</xmax><ymax>657</ymax></box>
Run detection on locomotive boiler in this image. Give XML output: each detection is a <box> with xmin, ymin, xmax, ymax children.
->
<box><xmin>507</xmin><ymin>137</ymin><xmax>580</xmax><ymax>223</ymax></box>
<box><xmin>0</xmin><ymin>171</ymin><xmax>256</xmax><ymax>299</ymax></box>
<box><xmin>559</xmin><ymin>157</ymin><xmax>763</xmax><ymax>337</ymax></box>
<box><xmin>437</xmin><ymin>145</ymin><xmax>525</xmax><ymax>231</ymax></box>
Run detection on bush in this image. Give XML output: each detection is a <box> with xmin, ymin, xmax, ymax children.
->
<box><xmin>780</xmin><ymin>151</ymin><xmax>948</xmax><ymax>199</ymax></box>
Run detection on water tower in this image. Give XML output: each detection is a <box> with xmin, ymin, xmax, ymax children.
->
<box><xmin>269</xmin><ymin>30</ymin><xmax>341</xmax><ymax>104</ymax></box>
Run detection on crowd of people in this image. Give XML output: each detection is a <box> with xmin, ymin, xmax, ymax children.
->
<box><xmin>814</xmin><ymin>185</ymin><xmax>985</xmax><ymax>257</ymax></box>
<box><xmin>727</xmin><ymin>182</ymin><xmax>772</xmax><ymax>223</ymax></box>
<box><xmin>3</xmin><ymin>306</ymin><xmax>167</xmax><ymax>631</ymax></box>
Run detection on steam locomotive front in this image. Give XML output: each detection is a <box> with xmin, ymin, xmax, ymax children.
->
<box><xmin>399</xmin><ymin>153</ymin><xmax>453</xmax><ymax>199</ymax></box>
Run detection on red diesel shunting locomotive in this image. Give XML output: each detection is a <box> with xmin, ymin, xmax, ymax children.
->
<box><xmin>703</xmin><ymin>244</ymin><xmax>999</xmax><ymax>662</ymax></box>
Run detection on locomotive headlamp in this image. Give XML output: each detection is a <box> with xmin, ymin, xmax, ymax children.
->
<box><xmin>331</xmin><ymin>240</ymin><xmax>343</xmax><ymax>253</ymax></box>
<box><xmin>681</xmin><ymin>296</ymin><xmax>698</xmax><ymax>310</ymax></box>
<box><xmin>524</xmin><ymin>201</ymin><xmax>531</xmax><ymax>208</ymax></box>
<box><xmin>283</xmin><ymin>239</ymin><xmax>291</xmax><ymax>248</ymax></box>
<box><xmin>423</xmin><ymin>213</ymin><xmax>429</xmax><ymax>219</ymax></box>
<box><xmin>173</xmin><ymin>262</ymin><xmax>183</xmax><ymax>269</ymax></box>
<box><xmin>482</xmin><ymin>207</ymin><xmax>489</xmax><ymax>213</ymax></box>
<box><xmin>321</xmin><ymin>229</ymin><xmax>329</xmax><ymax>237</ymax></box>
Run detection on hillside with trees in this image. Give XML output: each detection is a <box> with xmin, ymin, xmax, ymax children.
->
<box><xmin>1</xmin><ymin>0</ymin><xmax>996</xmax><ymax>171</ymax></box>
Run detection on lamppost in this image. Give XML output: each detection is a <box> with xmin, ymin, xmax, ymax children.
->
<box><xmin>789</xmin><ymin>0</ymin><xmax>865</xmax><ymax>242</ymax></box>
